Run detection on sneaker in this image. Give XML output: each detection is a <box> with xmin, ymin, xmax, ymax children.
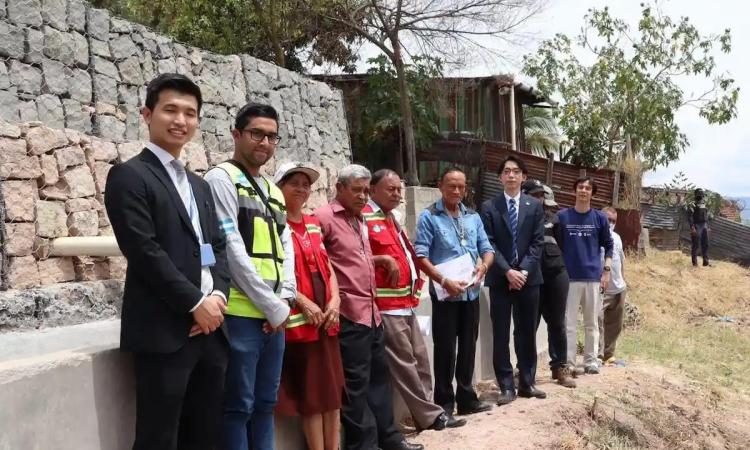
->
<box><xmin>584</xmin><ymin>364</ymin><xmax>600</xmax><ymax>375</ymax></box>
<box><xmin>551</xmin><ymin>367</ymin><xmax>577</xmax><ymax>388</ymax></box>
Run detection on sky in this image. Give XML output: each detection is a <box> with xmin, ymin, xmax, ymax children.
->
<box><xmin>328</xmin><ymin>0</ymin><xmax>750</xmax><ymax>197</ymax></box>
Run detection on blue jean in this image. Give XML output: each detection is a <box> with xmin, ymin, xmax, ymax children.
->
<box><xmin>222</xmin><ymin>316</ymin><xmax>285</xmax><ymax>450</ymax></box>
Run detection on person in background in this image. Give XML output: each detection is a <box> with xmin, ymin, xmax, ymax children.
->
<box><xmin>557</xmin><ymin>176</ymin><xmax>613</xmax><ymax>376</ymax></box>
<box><xmin>364</xmin><ymin>169</ymin><xmax>467</xmax><ymax>432</ymax></box>
<box><xmin>687</xmin><ymin>188</ymin><xmax>712</xmax><ymax>267</ymax></box>
<box><xmin>272</xmin><ymin>162</ymin><xmax>344</xmax><ymax>450</ymax></box>
<box><xmin>315</xmin><ymin>164</ymin><xmax>423</xmax><ymax>450</ymax></box>
<box><xmin>598</xmin><ymin>206</ymin><xmax>627</xmax><ymax>365</ymax></box>
<box><xmin>521</xmin><ymin>180</ymin><xmax>576</xmax><ymax>389</ymax></box>
<box><xmin>481</xmin><ymin>156</ymin><xmax>546</xmax><ymax>405</ymax></box>
<box><xmin>204</xmin><ymin>103</ymin><xmax>296</xmax><ymax>450</ymax></box>
<box><xmin>415</xmin><ymin>167</ymin><xmax>495</xmax><ymax>418</ymax></box>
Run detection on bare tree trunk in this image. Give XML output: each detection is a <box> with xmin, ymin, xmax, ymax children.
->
<box><xmin>393</xmin><ymin>48</ymin><xmax>420</xmax><ymax>186</ymax></box>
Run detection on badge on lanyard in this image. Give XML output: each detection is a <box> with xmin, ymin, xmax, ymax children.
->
<box><xmin>200</xmin><ymin>243</ymin><xmax>216</xmax><ymax>267</ymax></box>
<box><xmin>460</xmin><ymin>238</ymin><xmax>468</xmax><ymax>247</ymax></box>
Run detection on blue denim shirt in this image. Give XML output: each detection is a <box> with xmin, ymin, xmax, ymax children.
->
<box><xmin>414</xmin><ymin>199</ymin><xmax>494</xmax><ymax>301</ymax></box>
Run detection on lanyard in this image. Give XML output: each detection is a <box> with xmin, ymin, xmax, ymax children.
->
<box><xmin>449</xmin><ymin>209</ymin><xmax>468</xmax><ymax>247</ymax></box>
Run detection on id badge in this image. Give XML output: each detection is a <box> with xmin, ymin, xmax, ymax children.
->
<box><xmin>200</xmin><ymin>243</ymin><xmax>216</xmax><ymax>267</ymax></box>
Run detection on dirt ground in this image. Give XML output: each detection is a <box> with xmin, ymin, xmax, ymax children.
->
<box><xmin>404</xmin><ymin>362</ymin><xmax>750</xmax><ymax>449</ymax></box>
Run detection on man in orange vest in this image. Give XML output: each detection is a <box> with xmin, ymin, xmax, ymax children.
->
<box><xmin>364</xmin><ymin>169</ymin><xmax>467</xmax><ymax>431</ymax></box>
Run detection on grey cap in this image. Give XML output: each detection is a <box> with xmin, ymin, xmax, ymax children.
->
<box><xmin>273</xmin><ymin>161</ymin><xmax>320</xmax><ymax>186</ymax></box>
<box><xmin>542</xmin><ymin>185</ymin><xmax>558</xmax><ymax>207</ymax></box>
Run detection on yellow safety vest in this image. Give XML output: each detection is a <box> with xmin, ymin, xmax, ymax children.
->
<box><xmin>217</xmin><ymin>162</ymin><xmax>287</xmax><ymax>318</ymax></box>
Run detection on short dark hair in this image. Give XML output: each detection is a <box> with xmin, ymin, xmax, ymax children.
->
<box><xmin>439</xmin><ymin>166</ymin><xmax>465</xmax><ymax>182</ymax></box>
<box><xmin>573</xmin><ymin>176</ymin><xmax>597</xmax><ymax>195</ymax></box>
<box><xmin>144</xmin><ymin>73</ymin><xmax>202</xmax><ymax>114</ymax></box>
<box><xmin>371</xmin><ymin>169</ymin><xmax>399</xmax><ymax>186</ymax></box>
<box><xmin>497</xmin><ymin>154</ymin><xmax>528</xmax><ymax>175</ymax></box>
<box><xmin>234</xmin><ymin>103</ymin><xmax>279</xmax><ymax>131</ymax></box>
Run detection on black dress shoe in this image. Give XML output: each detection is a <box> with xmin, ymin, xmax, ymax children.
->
<box><xmin>496</xmin><ymin>389</ymin><xmax>517</xmax><ymax>405</ymax></box>
<box><xmin>418</xmin><ymin>412</ymin><xmax>467</xmax><ymax>432</ymax></box>
<box><xmin>457</xmin><ymin>400</ymin><xmax>492</xmax><ymax>415</ymax></box>
<box><xmin>444</xmin><ymin>412</ymin><xmax>467</xmax><ymax>428</ymax></box>
<box><xmin>518</xmin><ymin>386</ymin><xmax>547</xmax><ymax>399</ymax></box>
<box><xmin>386</xmin><ymin>440</ymin><xmax>424</xmax><ymax>450</ymax></box>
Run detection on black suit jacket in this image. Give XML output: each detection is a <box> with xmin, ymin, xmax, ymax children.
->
<box><xmin>105</xmin><ymin>149</ymin><xmax>230</xmax><ymax>354</ymax></box>
<box><xmin>481</xmin><ymin>192</ymin><xmax>545</xmax><ymax>288</ymax></box>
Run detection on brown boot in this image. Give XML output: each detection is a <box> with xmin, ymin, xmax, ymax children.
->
<box><xmin>552</xmin><ymin>367</ymin><xmax>577</xmax><ymax>388</ymax></box>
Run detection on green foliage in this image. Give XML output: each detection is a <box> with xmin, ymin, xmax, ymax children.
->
<box><xmin>99</xmin><ymin>0</ymin><xmax>359</xmax><ymax>72</ymax></box>
<box><xmin>353</xmin><ymin>55</ymin><xmax>443</xmax><ymax>170</ymax></box>
<box><xmin>523</xmin><ymin>2</ymin><xmax>739</xmax><ymax>169</ymax></box>
<box><xmin>653</xmin><ymin>172</ymin><xmax>723</xmax><ymax>218</ymax></box>
<box><xmin>523</xmin><ymin>106</ymin><xmax>562</xmax><ymax>157</ymax></box>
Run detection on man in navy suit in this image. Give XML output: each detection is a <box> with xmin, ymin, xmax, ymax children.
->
<box><xmin>481</xmin><ymin>154</ymin><xmax>545</xmax><ymax>405</ymax></box>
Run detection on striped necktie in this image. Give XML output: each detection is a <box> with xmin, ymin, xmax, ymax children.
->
<box><xmin>509</xmin><ymin>198</ymin><xmax>518</xmax><ymax>265</ymax></box>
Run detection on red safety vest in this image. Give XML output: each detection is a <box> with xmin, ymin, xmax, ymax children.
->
<box><xmin>362</xmin><ymin>204</ymin><xmax>424</xmax><ymax>311</ymax></box>
<box><xmin>286</xmin><ymin>215</ymin><xmax>339</xmax><ymax>343</ymax></box>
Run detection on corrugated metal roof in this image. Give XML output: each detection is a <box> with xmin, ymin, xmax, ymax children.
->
<box><xmin>641</xmin><ymin>203</ymin><xmax>681</xmax><ymax>230</ymax></box>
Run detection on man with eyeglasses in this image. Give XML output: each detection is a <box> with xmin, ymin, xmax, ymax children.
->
<box><xmin>598</xmin><ymin>207</ymin><xmax>627</xmax><ymax>365</ymax></box>
<box><xmin>204</xmin><ymin>103</ymin><xmax>296</xmax><ymax>450</ymax></box>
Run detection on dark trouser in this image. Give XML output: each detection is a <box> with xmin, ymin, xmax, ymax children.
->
<box><xmin>691</xmin><ymin>223</ymin><xmax>709</xmax><ymax>266</ymax></box>
<box><xmin>489</xmin><ymin>286</ymin><xmax>540</xmax><ymax>391</ymax></box>
<box><xmin>431</xmin><ymin>297</ymin><xmax>481</xmax><ymax>412</ymax></box>
<box><xmin>538</xmin><ymin>269</ymin><xmax>569</xmax><ymax>370</ymax></box>
<box><xmin>598</xmin><ymin>291</ymin><xmax>626</xmax><ymax>360</ymax></box>
<box><xmin>133</xmin><ymin>332</ymin><xmax>228</xmax><ymax>450</ymax></box>
<box><xmin>338</xmin><ymin>316</ymin><xmax>403</xmax><ymax>450</ymax></box>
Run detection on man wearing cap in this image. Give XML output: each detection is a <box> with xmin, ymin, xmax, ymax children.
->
<box><xmin>522</xmin><ymin>180</ymin><xmax>576</xmax><ymax>388</ymax></box>
<box><xmin>481</xmin><ymin>155</ymin><xmax>546</xmax><ymax>405</ymax></box>
<box><xmin>364</xmin><ymin>169</ymin><xmax>466</xmax><ymax>432</ymax></box>
<box><xmin>204</xmin><ymin>103</ymin><xmax>296</xmax><ymax>450</ymax></box>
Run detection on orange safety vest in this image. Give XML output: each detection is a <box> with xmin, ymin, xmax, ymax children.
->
<box><xmin>286</xmin><ymin>215</ymin><xmax>339</xmax><ymax>343</ymax></box>
<box><xmin>362</xmin><ymin>204</ymin><xmax>424</xmax><ymax>311</ymax></box>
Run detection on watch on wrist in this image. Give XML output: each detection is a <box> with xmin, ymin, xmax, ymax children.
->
<box><xmin>521</xmin><ymin>269</ymin><xmax>529</xmax><ymax>277</ymax></box>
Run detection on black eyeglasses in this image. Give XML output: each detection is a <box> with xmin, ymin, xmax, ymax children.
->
<box><xmin>240</xmin><ymin>129</ymin><xmax>281</xmax><ymax>145</ymax></box>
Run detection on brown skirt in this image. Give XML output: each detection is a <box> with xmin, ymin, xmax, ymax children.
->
<box><xmin>276</xmin><ymin>272</ymin><xmax>344</xmax><ymax>416</ymax></box>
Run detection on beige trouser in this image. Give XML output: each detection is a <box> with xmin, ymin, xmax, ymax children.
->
<box><xmin>565</xmin><ymin>281</ymin><xmax>602</xmax><ymax>367</ymax></box>
<box><xmin>598</xmin><ymin>290</ymin><xmax>626</xmax><ymax>360</ymax></box>
<box><xmin>382</xmin><ymin>314</ymin><xmax>444</xmax><ymax>429</ymax></box>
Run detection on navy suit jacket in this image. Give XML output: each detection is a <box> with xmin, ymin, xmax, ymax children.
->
<box><xmin>480</xmin><ymin>192</ymin><xmax>545</xmax><ymax>288</ymax></box>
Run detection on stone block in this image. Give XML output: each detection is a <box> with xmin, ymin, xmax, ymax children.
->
<box><xmin>0</xmin><ymin>136</ymin><xmax>28</xmax><ymax>164</ymax></box>
<box><xmin>9</xmin><ymin>60</ymin><xmax>42</xmax><ymax>95</ymax></box>
<box><xmin>65</xmin><ymin>197</ymin><xmax>96</xmax><ymax>213</ymax></box>
<box><xmin>0</xmin><ymin>145</ymin><xmax>42</xmax><ymax>180</ymax></box>
<box><xmin>33</xmin><ymin>236</ymin><xmax>51</xmax><ymax>259</ymax></box>
<box><xmin>0</xmin><ymin>63</ymin><xmax>9</xmax><ymax>91</ymax></box>
<box><xmin>38</xmin><ymin>257</ymin><xmax>76</xmax><ymax>284</ymax></box>
<box><xmin>43</xmin><ymin>26</ymin><xmax>76</xmax><ymax>64</ymax></box>
<box><xmin>26</xmin><ymin>125</ymin><xmax>69</xmax><ymax>155</ymax></box>
<box><xmin>67</xmin><ymin>209</ymin><xmax>99</xmax><ymax>236</ymax></box>
<box><xmin>91</xmin><ymin>55</ymin><xmax>120</xmax><ymax>80</ymax></box>
<box><xmin>5</xmin><ymin>222</ymin><xmax>36</xmax><ymax>256</ymax></box>
<box><xmin>7</xmin><ymin>0</ymin><xmax>42</xmax><ymax>27</ymax></box>
<box><xmin>36</xmin><ymin>94</ymin><xmax>65</xmax><ymax>129</ymax></box>
<box><xmin>69</xmin><ymin>68</ymin><xmax>92</xmax><ymax>103</ymax></box>
<box><xmin>42</xmin><ymin>58</ymin><xmax>70</xmax><ymax>95</ymax></box>
<box><xmin>41</xmin><ymin>0</ymin><xmax>67</xmax><ymax>30</ymax></box>
<box><xmin>92</xmin><ymin>74</ymin><xmax>118</xmax><ymax>105</ymax></box>
<box><xmin>110</xmin><ymin>34</ymin><xmax>138</xmax><ymax>60</ymax></box>
<box><xmin>55</xmin><ymin>145</ymin><xmax>86</xmax><ymax>170</ymax></box>
<box><xmin>7</xmin><ymin>256</ymin><xmax>41</xmax><ymax>289</ymax></box>
<box><xmin>63</xmin><ymin>99</ymin><xmax>93</xmax><ymax>134</ymax></box>
<box><xmin>89</xmin><ymin>139</ymin><xmax>118</xmax><ymax>161</ymax></box>
<box><xmin>86</xmin><ymin>8</ymin><xmax>110</xmax><ymax>41</ymax></box>
<box><xmin>40</xmin><ymin>180</ymin><xmax>68</xmax><ymax>200</ymax></box>
<box><xmin>63</xmin><ymin>165</ymin><xmax>96</xmax><ymax>198</ymax></box>
<box><xmin>93</xmin><ymin>160</ymin><xmax>111</xmax><ymax>194</ymax></box>
<box><xmin>118</xmin><ymin>56</ymin><xmax>143</xmax><ymax>85</ymax></box>
<box><xmin>40</xmin><ymin>153</ymin><xmax>59</xmax><ymax>185</ymax></box>
<box><xmin>19</xmin><ymin>100</ymin><xmax>39</xmax><ymax>123</ymax></box>
<box><xmin>95</xmin><ymin>114</ymin><xmax>126</xmax><ymax>142</ymax></box>
<box><xmin>118</xmin><ymin>84</ymin><xmax>139</xmax><ymax>107</ymax></box>
<box><xmin>0</xmin><ymin>120</ymin><xmax>22</xmax><ymax>138</ymax></box>
<box><xmin>181</xmin><ymin>142</ymin><xmax>209</xmax><ymax>171</ymax></box>
<box><xmin>116</xmin><ymin>141</ymin><xmax>143</xmax><ymax>162</ymax></box>
<box><xmin>36</xmin><ymin>199</ymin><xmax>68</xmax><ymax>237</ymax></box>
<box><xmin>90</xmin><ymin>38</ymin><xmax>111</xmax><ymax>58</ymax></box>
<box><xmin>2</xmin><ymin>179</ymin><xmax>37</xmax><ymax>221</ymax></box>
<box><xmin>71</xmin><ymin>31</ymin><xmax>89</xmax><ymax>67</ymax></box>
<box><xmin>108</xmin><ymin>256</ymin><xmax>127</xmax><ymax>280</ymax></box>
<box><xmin>68</xmin><ymin>0</ymin><xmax>87</xmax><ymax>32</ymax></box>
<box><xmin>0</xmin><ymin>21</ymin><xmax>25</xmax><ymax>59</ymax></box>
<box><xmin>0</xmin><ymin>88</ymin><xmax>20</xmax><ymax>122</ymax></box>
<box><xmin>24</xmin><ymin>27</ymin><xmax>45</xmax><ymax>64</ymax></box>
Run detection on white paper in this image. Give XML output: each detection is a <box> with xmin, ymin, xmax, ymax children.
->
<box><xmin>433</xmin><ymin>253</ymin><xmax>476</xmax><ymax>300</ymax></box>
<box><xmin>416</xmin><ymin>315</ymin><xmax>431</xmax><ymax>336</ymax></box>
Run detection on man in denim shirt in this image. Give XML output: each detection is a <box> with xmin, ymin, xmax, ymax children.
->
<box><xmin>415</xmin><ymin>167</ymin><xmax>495</xmax><ymax>420</ymax></box>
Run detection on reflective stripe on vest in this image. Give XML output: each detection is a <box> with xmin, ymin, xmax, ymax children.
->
<box><xmin>218</xmin><ymin>162</ymin><xmax>287</xmax><ymax>319</ymax></box>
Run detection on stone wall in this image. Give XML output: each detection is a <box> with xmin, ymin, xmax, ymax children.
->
<box><xmin>0</xmin><ymin>0</ymin><xmax>352</xmax><ymax>331</ymax></box>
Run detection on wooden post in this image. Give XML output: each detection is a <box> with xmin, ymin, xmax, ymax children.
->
<box><xmin>545</xmin><ymin>153</ymin><xmax>554</xmax><ymax>185</ymax></box>
<box><xmin>612</xmin><ymin>169</ymin><xmax>621</xmax><ymax>207</ymax></box>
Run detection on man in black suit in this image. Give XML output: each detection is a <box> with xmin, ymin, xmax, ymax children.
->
<box><xmin>480</xmin><ymin>154</ymin><xmax>545</xmax><ymax>404</ymax></box>
<box><xmin>105</xmin><ymin>73</ymin><xmax>230</xmax><ymax>450</ymax></box>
